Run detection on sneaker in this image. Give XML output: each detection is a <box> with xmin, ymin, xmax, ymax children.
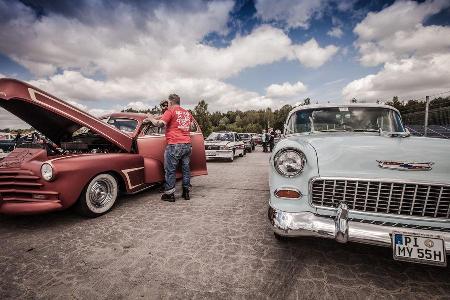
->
<box><xmin>182</xmin><ymin>188</ymin><xmax>190</xmax><ymax>200</ymax></box>
<box><xmin>161</xmin><ymin>193</ymin><xmax>175</xmax><ymax>202</ymax></box>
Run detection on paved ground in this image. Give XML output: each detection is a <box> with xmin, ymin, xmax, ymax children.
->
<box><xmin>1</xmin><ymin>147</ymin><xmax>449</xmax><ymax>299</ymax></box>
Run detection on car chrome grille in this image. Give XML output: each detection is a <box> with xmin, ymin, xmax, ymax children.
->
<box><xmin>0</xmin><ymin>168</ymin><xmax>58</xmax><ymax>202</ymax></box>
<box><xmin>311</xmin><ymin>178</ymin><xmax>450</xmax><ymax>219</ymax></box>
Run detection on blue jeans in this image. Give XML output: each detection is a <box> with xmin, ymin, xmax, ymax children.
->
<box><xmin>164</xmin><ymin>143</ymin><xmax>192</xmax><ymax>194</ymax></box>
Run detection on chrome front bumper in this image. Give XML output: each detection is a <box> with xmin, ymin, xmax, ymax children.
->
<box><xmin>205</xmin><ymin>150</ymin><xmax>233</xmax><ymax>159</ymax></box>
<box><xmin>268</xmin><ymin>204</ymin><xmax>450</xmax><ymax>254</ymax></box>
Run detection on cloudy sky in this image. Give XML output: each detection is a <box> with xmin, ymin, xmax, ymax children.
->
<box><xmin>0</xmin><ymin>0</ymin><xmax>450</xmax><ymax>128</ymax></box>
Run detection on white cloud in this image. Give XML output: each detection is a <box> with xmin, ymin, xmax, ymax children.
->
<box><xmin>255</xmin><ymin>0</ymin><xmax>326</xmax><ymax>29</ymax></box>
<box><xmin>343</xmin><ymin>53</ymin><xmax>450</xmax><ymax>102</ymax></box>
<box><xmin>343</xmin><ymin>0</ymin><xmax>450</xmax><ymax>102</ymax></box>
<box><xmin>354</xmin><ymin>0</ymin><xmax>450</xmax><ymax>66</ymax></box>
<box><xmin>0</xmin><ymin>0</ymin><xmax>339</xmax><ymax>126</ymax></box>
<box><xmin>266</xmin><ymin>81</ymin><xmax>307</xmax><ymax>98</ymax></box>
<box><xmin>126</xmin><ymin>101</ymin><xmax>152</xmax><ymax>111</ymax></box>
<box><xmin>327</xmin><ymin>27</ymin><xmax>343</xmax><ymax>38</ymax></box>
<box><xmin>293</xmin><ymin>39</ymin><xmax>339</xmax><ymax>68</ymax></box>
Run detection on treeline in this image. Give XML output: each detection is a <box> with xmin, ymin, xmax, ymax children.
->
<box><xmin>385</xmin><ymin>96</ymin><xmax>450</xmax><ymax>125</ymax></box>
<box><xmin>123</xmin><ymin>100</ymin><xmax>294</xmax><ymax>137</ymax></box>
<box><xmin>122</xmin><ymin>95</ymin><xmax>450</xmax><ymax>135</ymax></box>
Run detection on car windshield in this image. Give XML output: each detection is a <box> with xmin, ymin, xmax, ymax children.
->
<box><xmin>206</xmin><ymin>132</ymin><xmax>234</xmax><ymax>141</ymax></box>
<box><xmin>286</xmin><ymin>107</ymin><xmax>405</xmax><ymax>134</ymax></box>
<box><xmin>106</xmin><ymin>117</ymin><xmax>138</xmax><ymax>133</ymax></box>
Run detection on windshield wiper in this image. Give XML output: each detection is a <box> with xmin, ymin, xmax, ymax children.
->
<box><xmin>353</xmin><ymin>129</ymin><xmax>379</xmax><ymax>132</ymax></box>
<box><xmin>317</xmin><ymin>129</ymin><xmax>348</xmax><ymax>132</ymax></box>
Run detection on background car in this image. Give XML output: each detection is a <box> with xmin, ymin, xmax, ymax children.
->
<box><xmin>269</xmin><ymin>103</ymin><xmax>450</xmax><ymax>267</ymax></box>
<box><xmin>204</xmin><ymin>131</ymin><xmax>245</xmax><ymax>162</ymax></box>
<box><xmin>252</xmin><ymin>133</ymin><xmax>262</xmax><ymax>146</ymax></box>
<box><xmin>237</xmin><ymin>133</ymin><xmax>255</xmax><ymax>153</ymax></box>
<box><xmin>0</xmin><ymin>78</ymin><xmax>207</xmax><ymax>217</ymax></box>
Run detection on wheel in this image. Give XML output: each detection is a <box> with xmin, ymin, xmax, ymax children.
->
<box><xmin>274</xmin><ymin>232</ymin><xmax>289</xmax><ymax>241</ymax></box>
<box><xmin>77</xmin><ymin>173</ymin><xmax>119</xmax><ymax>217</ymax></box>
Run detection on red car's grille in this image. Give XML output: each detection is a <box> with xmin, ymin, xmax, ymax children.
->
<box><xmin>311</xmin><ymin>178</ymin><xmax>450</xmax><ymax>219</ymax></box>
<box><xmin>0</xmin><ymin>169</ymin><xmax>58</xmax><ymax>202</ymax></box>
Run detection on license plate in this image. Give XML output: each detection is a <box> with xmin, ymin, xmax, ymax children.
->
<box><xmin>205</xmin><ymin>150</ymin><xmax>216</xmax><ymax>156</ymax></box>
<box><xmin>392</xmin><ymin>232</ymin><xmax>446</xmax><ymax>266</ymax></box>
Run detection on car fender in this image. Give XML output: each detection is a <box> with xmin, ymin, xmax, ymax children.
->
<box><xmin>25</xmin><ymin>153</ymin><xmax>145</xmax><ymax>208</ymax></box>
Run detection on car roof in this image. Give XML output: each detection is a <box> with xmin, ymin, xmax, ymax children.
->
<box><xmin>289</xmin><ymin>103</ymin><xmax>400</xmax><ymax>115</ymax></box>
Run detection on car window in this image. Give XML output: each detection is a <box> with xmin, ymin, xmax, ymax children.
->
<box><xmin>206</xmin><ymin>132</ymin><xmax>234</xmax><ymax>141</ymax></box>
<box><xmin>107</xmin><ymin>117</ymin><xmax>138</xmax><ymax>133</ymax></box>
<box><xmin>142</xmin><ymin>125</ymin><xmax>165</xmax><ymax>136</ymax></box>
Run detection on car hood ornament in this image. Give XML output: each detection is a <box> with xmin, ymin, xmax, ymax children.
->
<box><xmin>377</xmin><ymin>160</ymin><xmax>434</xmax><ymax>171</ymax></box>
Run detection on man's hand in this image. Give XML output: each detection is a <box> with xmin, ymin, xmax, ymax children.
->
<box><xmin>143</xmin><ymin>115</ymin><xmax>166</xmax><ymax>127</ymax></box>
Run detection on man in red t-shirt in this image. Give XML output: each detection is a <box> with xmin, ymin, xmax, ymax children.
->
<box><xmin>144</xmin><ymin>94</ymin><xmax>193</xmax><ymax>202</ymax></box>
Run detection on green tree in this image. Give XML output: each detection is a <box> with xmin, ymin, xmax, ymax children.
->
<box><xmin>192</xmin><ymin>100</ymin><xmax>212</xmax><ymax>136</ymax></box>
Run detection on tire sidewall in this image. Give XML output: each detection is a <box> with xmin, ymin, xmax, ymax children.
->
<box><xmin>79</xmin><ymin>173</ymin><xmax>118</xmax><ymax>217</ymax></box>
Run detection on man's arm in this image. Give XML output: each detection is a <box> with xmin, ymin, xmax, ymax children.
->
<box><xmin>143</xmin><ymin>115</ymin><xmax>166</xmax><ymax>128</ymax></box>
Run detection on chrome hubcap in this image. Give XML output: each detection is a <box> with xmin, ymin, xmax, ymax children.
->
<box><xmin>89</xmin><ymin>179</ymin><xmax>114</xmax><ymax>208</ymax></box>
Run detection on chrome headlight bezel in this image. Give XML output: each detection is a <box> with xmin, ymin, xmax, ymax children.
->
<box><xmin>273</xmin><ymin>148</ymin><xmax>306</xmax><ymax>178</ymax></box>
<box><xmin>41</xmin><ymin>163</ymin><xmax>54</xmax><ymax>181</ymax></box>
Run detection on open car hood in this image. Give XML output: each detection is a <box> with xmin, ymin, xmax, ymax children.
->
<box><xmin>0</xmin><ymin>78</ymin><xmax>133</xmax><ymax>152</ymax></box>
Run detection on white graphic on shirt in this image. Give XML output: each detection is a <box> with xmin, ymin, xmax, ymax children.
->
<box><xmin>175</xmin><ymin>110</ymin><xmax>191</xmax><ymax>131</ymax></box>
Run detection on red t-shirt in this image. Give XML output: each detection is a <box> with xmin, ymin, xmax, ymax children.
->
<box><xmin>160</xmin><ymin>106</ymin><xmax>192</xmax><ymax>144</ymax></box>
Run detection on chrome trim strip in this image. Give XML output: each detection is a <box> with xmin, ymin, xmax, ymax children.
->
<box><xmin>387</xmin><ymin>182</ymin><xmax>393</xmax><ymax>213</ymax></box>
<box><xmin>435</xmin><ymin>186</ymin><xmax>444</xmax><ymax>218</ymax></box>
<box><xmin>353</xmin><ymin>181</ymin><xmax>359</xmax><ymax>209</ymax></box>
<box><xmin>422</xmin><ymin>186</ymin><xmax>431</xmax><ymax>216</ymax></box>
<box><xmin>399</xmin><ymin>184</ymin><xmax>406</xmax><ymax>214</ymax></box>
<box><xmin>410</xmin><ymin>185</ymin><xmax>418</xmax><ymax>215</ymax></box>
<box><xmin>375</xmin><ymin>182</ymin><xmax>381</xmax><ymax>212</ymax></box>
<box><xmin>121</xmin><ymin>167</ymin><xmax>145</xmax><ymax>189</ymax></box>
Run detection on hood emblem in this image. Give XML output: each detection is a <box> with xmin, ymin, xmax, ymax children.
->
<box><xmin>377</xmin><ymin>160</ymin><xmax>434</xmax><ymax>171</ymax></box>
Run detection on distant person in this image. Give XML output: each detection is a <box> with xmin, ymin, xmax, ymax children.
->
<box><xmin>269</xmin><ymin>129</ymin><xmax>275</xmax><ymax>152</ymax></box>
<box><xmin>155</xmin><ymin>99</ymin><xmax>169</xmax><ymax>120</ymax></box>
<box><xmin>144</xmin><ymin>94</ymin><xmax>193</xmax><ymax>202</ymax></box>
<box><xmin>261</xmin><ymin>129</ymin><xmax>268</xmax><ymax>152</ymax></box>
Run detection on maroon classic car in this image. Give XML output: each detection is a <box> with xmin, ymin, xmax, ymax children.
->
<box><xmin>0</xmin><ymin>78</ymin><xmax>207</xmax><ymax>217</ymax></box>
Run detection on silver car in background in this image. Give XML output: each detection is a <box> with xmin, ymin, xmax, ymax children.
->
<box><xmin>204</xmin><ymin>132</ymin><xmax>245</xmax><ymax>162</ymax></box>
<box><xmin>268</xmin><ymin>103</ymin><xmax>450</xmax><ymax>266</ymax></box>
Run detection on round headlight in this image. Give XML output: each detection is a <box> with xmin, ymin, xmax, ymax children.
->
<box><xmin>41</xmin><ymin>163</ymin><xmax>54</xmax><ymax>181</ymax></box>
<box><xmin>274</xmin><ymin>148</ymin><xmax>306</xmax><ymax>177</ymax></box>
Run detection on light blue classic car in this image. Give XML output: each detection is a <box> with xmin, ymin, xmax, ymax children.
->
<box><xmin>268</xmin><ymin>103</ymin><xmax>449</xmax><ymax>266</ymax></box>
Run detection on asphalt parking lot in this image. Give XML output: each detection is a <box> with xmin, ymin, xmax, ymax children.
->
<box><xmin>1</xmin><ymin>147</ymin><xmax>449</xmax><ymax>299</ymax></box>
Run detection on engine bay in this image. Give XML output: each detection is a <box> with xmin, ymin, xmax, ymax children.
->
<box><xmin>16</xmin><ymin>129</ymin><xmax>123</xmax><ymax>156</ymax></box>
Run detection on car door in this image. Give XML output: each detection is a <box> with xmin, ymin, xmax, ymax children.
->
<box><xmin>136</xmin><ymin>124</ymin><xmax>166</xmax><ymax>183</ymax></box>
<box><xmin>189</xmin><ymin>119</ymin><xmax>207</xmax><ymax>176</ymax></box>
